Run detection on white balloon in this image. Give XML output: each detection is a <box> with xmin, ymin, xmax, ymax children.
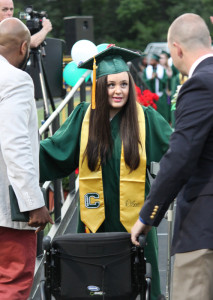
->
<box><xmin>71</xmin><ymin>40</ymin><xmax>98</xmax><ymax>65</ymax></box>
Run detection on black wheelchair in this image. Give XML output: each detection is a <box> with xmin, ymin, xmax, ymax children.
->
<box><xmin>40</xmin><ymin>232</ymin><xmax>151</xmax><ymax>300</ymax></box>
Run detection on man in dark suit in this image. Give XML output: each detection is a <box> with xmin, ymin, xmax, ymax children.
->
<box><xmin>131</xmin><ymin>13</ymin><xmax>213</xmax><ymax>300</ymax></box>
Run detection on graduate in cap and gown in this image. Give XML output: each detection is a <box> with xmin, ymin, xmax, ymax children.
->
<box><xmin>159</xmin><ymin>51</ymin><xmax>173</xmax><ymax>79</ymax></box>
<box><xmin>39</xmin><ymin>46</ymin><xmax>172</xmax><ymax>300</ymax></box>
<box><xmin>138</xmin><ymin>52</ymin><xmax>148</xmax><ymax>76</ymax></box>
<box><xmin>143</xmin><ymin>53</ymin><xmax>171</xmax><ymax>123</ymax></box>
<box><xmin>159</xmin><ymin>50</ymin><xmax>173</xmax><ymax>97</ymax></box>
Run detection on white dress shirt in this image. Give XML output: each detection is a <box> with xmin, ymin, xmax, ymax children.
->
<box><xmin>0</xmin><ymin>55</ymin><xmax>45</xmax><ymax>230</ymax></box>
<box><xmin>188</xmin><ymin>53</ymin><xmax>213</xmax><ymax>78</ymax></box>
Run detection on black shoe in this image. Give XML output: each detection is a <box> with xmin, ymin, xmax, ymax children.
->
<box><xmin>157</xmin><ymin>295</ymin><xmax>166</xmax><ymax>300</ymax></box>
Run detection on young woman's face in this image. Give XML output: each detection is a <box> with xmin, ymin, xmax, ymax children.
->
<box><xmin>107</xmin><ymin>72</ymin><xmax>129</xmax><ymax>119</ymax></box>
<box><xmin>159</xmin><ymin>54</ymin><xmax>168</xmax><ymax>66</ymax></box>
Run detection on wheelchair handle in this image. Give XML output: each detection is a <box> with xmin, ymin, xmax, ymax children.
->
<box><xmin>43</xmin><ymin>235</ymin><xmax>51</xmax><ymax>251</ymax></box>
<box><xmin>138</xmin><ymin>234</ymin><xmax>146</xmax><ymax>248</ymax></box>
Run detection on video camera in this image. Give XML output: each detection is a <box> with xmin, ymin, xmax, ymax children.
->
<box><xmin>19</xmin><ymin>6</ymin><xmax>47</xmax><ymax>35</ymax></box>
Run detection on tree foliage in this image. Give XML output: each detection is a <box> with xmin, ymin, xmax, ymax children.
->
<box><xmin>14</xmin><ymin>0</ymin><xmax>213</xmax><ymax>52</ymax></box>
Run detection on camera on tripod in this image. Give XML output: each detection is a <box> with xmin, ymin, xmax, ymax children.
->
<box><xmin>19</xmin><ymin>6</ymin><xmax>47</xmax><ymax>35</ymax></box>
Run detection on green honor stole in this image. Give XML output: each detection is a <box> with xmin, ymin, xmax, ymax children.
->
<box><xmin>79</xmin><ymin>103</ymin><xmax>146</xmax><ymax>233</ymax></box>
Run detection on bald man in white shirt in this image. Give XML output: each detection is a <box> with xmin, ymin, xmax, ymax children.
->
<box><xmin>0</xmin><ymin>18</ymin><xmax>53</xmax><ymax>300</ymax></box>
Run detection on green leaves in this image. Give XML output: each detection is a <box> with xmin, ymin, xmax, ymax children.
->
<box><xmin>116</xmin><ymin>0</ymin><xmax>144</xmax><ymax>20</ymax></box>
<box><xmin>15</xmin><ymin>0</ymin><xmax>213</xmax><ymax>53</ymax></box>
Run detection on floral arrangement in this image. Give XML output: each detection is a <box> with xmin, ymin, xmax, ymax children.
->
<box><xmin>135</xmin><ymin>85</ymin><xmax>159</xmax><ymax>110</ymax></box>
<box><xmin>171</xmin><ymin>84</ymin><xmax>182</xmax><ymax>111</ymax></box>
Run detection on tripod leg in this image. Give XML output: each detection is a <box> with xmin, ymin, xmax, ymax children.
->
<box><xmin>35</xmin><ymin>52</ymin><xmax>53</xmax><ymax>136</ymax></box>
<box><xmin>40</xmin><ymin>55</ymin><xmax>56</xmax><ymax>112</ymax></box>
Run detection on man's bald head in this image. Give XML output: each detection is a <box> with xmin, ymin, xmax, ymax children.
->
<box><xmin>0</xmin><ymin>18</ymin><xmax>31</xmax><ymax>68</ymax></box>
<box><xmin>167</xmin><ymin>14</ymin><xmax>212</xmax><ymax>75</ymax></box>
<box><xmin>168</xmin><ymin>13</ymin><xmax>211</xmax><ymax>51</ymax></box>
<box><xmin>0</xmin><ymin>17</ymin><xmax>30</xmax><ymax>47</ymax></box>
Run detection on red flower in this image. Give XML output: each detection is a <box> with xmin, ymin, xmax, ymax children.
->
<box><xmin>135</xmin><ymin>85</ymin><xmax>159</xmax><ymax>110</ymax></box>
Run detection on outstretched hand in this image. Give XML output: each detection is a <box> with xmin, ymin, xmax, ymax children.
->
<box><xmin>131</xmin><ymin>219</ymin><xmax>152</xmax><ymax>246</ymax></box>
<box><xmin>28</xmin><ymin>206</ymin><xmax>54</xmax><ymax>233</ymax></box>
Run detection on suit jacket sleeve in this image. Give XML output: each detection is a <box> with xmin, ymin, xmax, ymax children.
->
<box><xmin>140</xmin><ymin>73</ymin><xmax>213</xmax><ymax>226</ymax></box>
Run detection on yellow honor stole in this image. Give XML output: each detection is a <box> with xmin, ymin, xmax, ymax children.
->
<box><xmin>79</xmin><ymin>103</ymin><xmax>146</xmax><ymax>233</ymax></box>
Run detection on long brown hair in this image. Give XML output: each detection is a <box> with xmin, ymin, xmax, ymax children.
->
<box><xmin>84</xmin><ymin>72</ymin><xmax>141</xmax><ymax>171</ymax></box>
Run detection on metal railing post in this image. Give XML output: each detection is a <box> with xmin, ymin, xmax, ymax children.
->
<box><xmin>80</xmin><ymin>81</ymin><xmax>86</xmax><ymax>102</ymax></box>
<box><xmin>52</xmin><ymin>114</ymin><xmax>60</xmax><ymax>134</ymax></box>
<box><xmin>36</xmin><ymin>231</ymin><xmax>44</xmax><ymax>258</ymax></box>
<box><xmin>68</xmin><ymin>96</ymin><xmax>74</xmax><ymax>115</ymax></box>
<box><xmin>67</xmin><ymin>96</ymin><xmax>76</xmax><ymax>194</ymax></box>
<box><xmin>53</xmin><ymin>179</ymin><xmax>62</xmax><ymax>224</ymax></box>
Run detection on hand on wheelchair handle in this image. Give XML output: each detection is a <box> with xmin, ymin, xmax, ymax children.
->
<box><xmin>131</xmin><ymin>219</ymin><xmax>152</xmax><ymax>246</ymax></box>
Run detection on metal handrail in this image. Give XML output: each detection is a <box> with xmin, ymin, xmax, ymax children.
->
<box><xmin>39</xmin><ymin>70</ymin><xmax>91</xmax><ymax>136</ymax></box>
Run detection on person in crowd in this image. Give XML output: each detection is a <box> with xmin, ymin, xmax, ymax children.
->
<box><xmin>159</xmin><ymin>51</ymin><xmax>173</xmax><ymax>121</ymax></box>
<box><xmin>39</xmin><ymin>46</ymin><xmax>172</xmax><ymax>300</ymax></box>
<box><xmin>0</xmin><ymin>0</ymin><xmax>52</xmax><ymax>48</ymax></box>
<box><xmin>0</xmin><ymin>18</ymin><xmax>53</xmax><ymax>300</ymax></box>
<box><xmin>131</xmin><ymin>13</ymin><xmax>213</xmax><ymax>300</ymax></box>
<box><xmin>142</xmin><ymin>53</ymin><xmax>170</xmax><ymax>123</ymax></box>
<box><xmin>159</xmin><ymin>50</ymin><xmax>173</xmax><ymax>79</ymax></box>
<box><xmin>159</xmin><ymin>51</ymin><xmax>173</xmax><ymax>95</ymax></box>
<box><xmin>138</xmin><ymin>52</ymin><xmax>148</xmax><ymax>75</ymax></box>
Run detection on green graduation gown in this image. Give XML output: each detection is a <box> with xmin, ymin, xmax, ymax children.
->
<box><xmin>40</xmin><ymin>102</ymin><xmax>172</xmax><ymax>300</ymax></box>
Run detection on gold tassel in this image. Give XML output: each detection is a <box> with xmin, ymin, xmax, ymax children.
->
<box><xmin>92</xmin><ymin>56</ymin><xmax>97</xmax><ymax>109</ymax></box>
<box><xmin>85</xmin><ymin>226</ymin><xmax>90</xmax><ymax>233</ymax></box>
